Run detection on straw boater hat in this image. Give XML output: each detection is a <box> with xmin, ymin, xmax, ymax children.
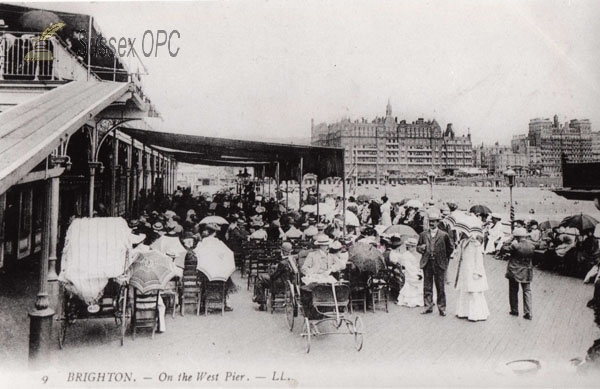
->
<box><xmin>314</xmin><ymin>234</ymin><xmax>332</xmax><ymax>246</ymax></box>
<box><xmin>152</xmin><ymin>222</ymin><xmax>164</xmax><ymax>232</ymax></box>
<box><xmin>251</xmin><ymin>220</ymin><xmax>264</xmax><ymax>228</ymax></box>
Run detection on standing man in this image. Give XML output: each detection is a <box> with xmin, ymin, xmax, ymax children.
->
<box><xmin>502</xmin><ymin>227</ymin><xmax>535</xmax><ymax>320</ymax></box>
<box><xmin>417</xmin><ymin>211</ymin><xmax>454</xmax><ymax>316</ymax></box>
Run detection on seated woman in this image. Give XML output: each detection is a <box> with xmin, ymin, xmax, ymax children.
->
<box><xmin>252</xmin><ymin>242</ymin><xmax>298</xmax><ymax>310</ymax></box>
<box><xmin>300</xmin><ymin>235</ymin><xmax>347</xmax><ymax>319</ymax></box>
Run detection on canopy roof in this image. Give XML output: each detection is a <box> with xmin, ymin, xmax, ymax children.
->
<box><xmin>0</xmin><ymin>80</ymin><xmax>129</xmax><ymax>195</ymax></box>
<box><xmin>121</xmin><ymin>127</ymin><xmax>344</xmax><ymax>180</ymax></box>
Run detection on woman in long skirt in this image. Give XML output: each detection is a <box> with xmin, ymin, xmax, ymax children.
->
<box><xmin>455</xmin><ymin>232</ymin><xmax>490</xmax><ymax>321</ymax></box>
<box><xmin>396</xmin><ymin>238</ymin><xmax>423</xmax><ymax>307</ymax></box>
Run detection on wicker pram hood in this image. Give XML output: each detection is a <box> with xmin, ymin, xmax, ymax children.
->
<box><xmin>58</xmin><ymin>217</ymin><xmax>133</xmax><ymax>304</ymax></box>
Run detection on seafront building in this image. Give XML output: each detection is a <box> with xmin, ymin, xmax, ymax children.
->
<box><xmin>592</xmin><ymin>131</ymin><xmax>600</xmax><ymax>161</ymax></box>
<box><xmin>311</xmin><ymin>101</ymin><xmax>473</xmax><ymax>184</ymax></box>
<box><xmin>525</xmin><ymin>115</ymin><xmax>592</xmax><ymax>175</ymax></box>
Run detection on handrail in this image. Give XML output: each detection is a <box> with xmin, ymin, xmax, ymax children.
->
<box><xmin>0</xmin><ymin>31</ymin><xmax>145</xmax><ymax>83</ymax></box>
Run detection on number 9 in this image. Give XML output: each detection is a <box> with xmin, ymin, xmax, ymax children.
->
<box><xmin>42</xmin><ymin>376</ymin><xmax>48</xmax><ymax>384</ymax></box>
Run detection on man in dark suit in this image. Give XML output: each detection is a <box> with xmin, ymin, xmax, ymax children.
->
<box><xmin>417</xmin><ymin>210</ymin><xmax>454</xmax><ymax>316</ymax></box>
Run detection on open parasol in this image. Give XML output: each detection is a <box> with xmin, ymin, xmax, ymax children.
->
<box><xmin>445</xmin><ymin>211</ymin><xmax>483</xmax><ymax>237</ymax></box>
<box><xmin>469</xmin><ymin>205</ymin><xmax>492</xmax><ymax>215</ymax></box>
<box><xmin>129</xmin><ymin>251</ymin><xmax>182</xmax><ymax>294</ymax></box>
<box><xmin>560</xmin><ymin>214</ymin><xmax>599</xmax><ymax>233</ymax></box>
<box><xmin>19</xmin><ymin>10</ymin><xmax>63</xmax><ymax>32</ymax></box>
<box><xmin>199</xmin><ymin>215</ymin><xmax>229</xmax><ymax>225</ymax></box>
<box><xmin>383</xmin><ymin>224</ymin><xmax>418</xmax><ymax>238</ymax></box>
<box><xmin>194</xmin><ymin>238</ymin><xmax>235</xmax><ymax>281</ymax></box>
<box><xmin>150</xmin><ymin>236</ymin><xmax>187</xmax><ymax>269</ymax></box>
<box><xmin>348</xmin><ymin>242</ymin><xmax>386</xmax><ymax>274</ymax></box>
<box><xmin>539</xmin><ymin>219</ymin><xmax>560</xmax><ymax>231</ymax></box>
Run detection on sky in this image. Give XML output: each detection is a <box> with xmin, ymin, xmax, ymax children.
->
<box><xmin>24</xmin><ymin>0</ymin><xmax>600</xmax><ymax>146</ymax></box>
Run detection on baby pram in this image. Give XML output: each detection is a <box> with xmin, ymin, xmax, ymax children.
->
<box><xmin>297</xmin><ymin>281</ymin><xmax>364</xmax><ymax>353</ymax></box>
<box><xmin>56</xmin><ymin>217</ymin><xmax>134</xmax><ymax>348</ymax></box>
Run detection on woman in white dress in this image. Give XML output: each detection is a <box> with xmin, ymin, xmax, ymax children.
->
<box><xmin>380</xmin><ymin>196</ymin><xmax>392</xmax><ymax>227</ymax></box>
<box><xmin>396</xmin><ymin>237</ymin><xmax>423</xmax><ymax>307</ymax></box>
<box><xmin>454</xmin><ymin>232</ymin><xmax>490</xmax><ymax>321</ymax></box>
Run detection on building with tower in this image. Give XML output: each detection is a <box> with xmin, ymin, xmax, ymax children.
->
<box><xmin>311</xmin><ymin>101</ymin><xmax>472</xmax><ymax>184</ymax></box>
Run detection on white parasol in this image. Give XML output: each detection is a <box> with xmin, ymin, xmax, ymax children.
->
<box><xmin>199</xmin><ymin>215</ymin><xmax>229</xmax><ymax>225</ymax></box>
<box><xmin>194</xmin><ymin>237</ymin><xmax>235</xmax><ymax>281</ymax></box>
<box><xmin>445</xmin><ymin>211</ymin><xmax>484</xmax><ymax>237</ymax></box>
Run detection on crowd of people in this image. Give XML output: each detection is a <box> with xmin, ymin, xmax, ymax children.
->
<box><xmin>113</xmin><ymin>183</ymin><xmax>600</xmax><ymax>327</ymax></box>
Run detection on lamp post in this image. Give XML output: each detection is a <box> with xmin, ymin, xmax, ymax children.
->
<box><xmin>427</xmin><ymin>171</ymin><xmax>436</xmax><ymax>200</ymax></box>
<box><xmin>504</xmin><ymin>167</ymin><xmax>516</xmax><ymax>231</ymax></box>
<box><xmin>236</xmin><ymin>169</ymin><xmax>243</xmax><ymax>195</ymax></box>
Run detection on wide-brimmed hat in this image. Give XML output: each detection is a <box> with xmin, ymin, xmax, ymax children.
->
<box><xmin>316</xmin><ymin>223</ymin><xmax>326</xmax><ymax>230</ymax></box>
<box><xmin>128</xmin><ymin>219</ymin><xmax>140</xmax><ymax>229</ymax></box>
<box><xmin>152</xmin><ymin>222</ymin><xmax>164</xmax><ymax>231</ymax></box>
<box><xmin>390</xmin><ymin>235</ymin><xmax>403</xmax><ymax>247</ymax></box>
<box><xmin>314</xmin><ymin>234</ymin><xmax>332</xmax><ymax>246</ymax></box>
<box><xmin>512</xmin><ymin>227</ymin><xmax>528</xmax><ymax>237</ymax></box>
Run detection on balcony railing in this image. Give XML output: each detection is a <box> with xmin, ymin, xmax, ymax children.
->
<box><xmin>0</xmin><ymin>31</ymin><xmax>93</xmax><ymax>81</ymax></box>
<box><xmin>0</xmin><ymin>30</ymin><xmax>158</xmax><ymax>116</ymax></box>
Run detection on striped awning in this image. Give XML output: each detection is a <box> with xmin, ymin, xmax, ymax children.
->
<box><xmin>0</xmin><ymin>80</ymin><xmax>129</xmax><ymax>195</ymax></box>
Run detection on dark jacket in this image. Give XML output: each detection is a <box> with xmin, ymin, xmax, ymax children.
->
<box><xmin>417</xmin><ymin>229</ymin><xmax>454</xmax><ymax>270</ymax></box>
<box><xmin>504</xmin><ymin>240</ymin><xmax>535</xmax><ymax>283</ymax></box>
